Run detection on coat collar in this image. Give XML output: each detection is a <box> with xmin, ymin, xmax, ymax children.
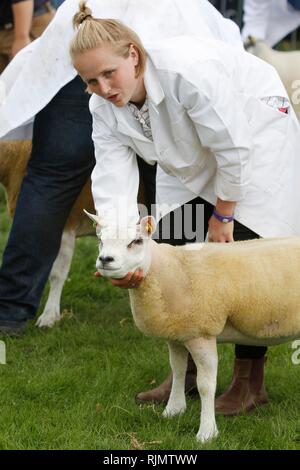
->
<box><xmin>112</xmin><ymin>57</ymin><xmax>165</xmax><ymax>142</ymax></box>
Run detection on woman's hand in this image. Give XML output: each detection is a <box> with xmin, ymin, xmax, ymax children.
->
<box><xmin>94</xmin><ymin>269</ymin><xmax>144</xmax><ymax>289</ymax></box>
<box><xmin>208</xmin><ymin>198</ymin><xmax>236</xmax><ymax>242</ymax></box>
<box><xmin>208</xmin><ymin>215</ymin><xmax>234</xmax><ymax>242</ymax></box>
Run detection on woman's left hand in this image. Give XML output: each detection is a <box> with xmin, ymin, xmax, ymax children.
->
<box><xmin>207</xmin><ymin>215</ymin><xmax>234</xmax><ymax>242</ymax></box>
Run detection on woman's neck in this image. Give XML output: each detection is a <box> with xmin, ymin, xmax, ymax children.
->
<box><xmin>130</xmin><ymin>75</ymin><xmax>146</xmax><ymax>107</ymax></box>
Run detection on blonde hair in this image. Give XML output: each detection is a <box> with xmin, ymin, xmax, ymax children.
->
<box><xmin>70</xmin><ymin>1</ymin><xmax>147</xmax><ymax>77</ymax></box>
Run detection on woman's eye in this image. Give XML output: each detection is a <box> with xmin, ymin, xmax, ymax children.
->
<box><xmin>104</xmin><ymin>70</ymin><xmax>114</xmax><ymax>78</ymax></box>
<box><xmin>88</xmin><ymin>79</ymin><xmax>98</xmax><ymax>86</ymax></box>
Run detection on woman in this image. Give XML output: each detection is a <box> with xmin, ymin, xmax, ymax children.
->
<box><xmin>69</xmin><ymin>2</ymin><xmax>300</xmax><ymax>415</ymax></box>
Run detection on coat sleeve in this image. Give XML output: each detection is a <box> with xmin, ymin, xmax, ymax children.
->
<box><xmin>91</xmin><ymin>106</ymin><xmax>140</xmax><ymax>227</ymax></box>
<box><xmin>178</xmin><ymin>60</ymin><xmax>253</xmax><ymax>202</ymax></box>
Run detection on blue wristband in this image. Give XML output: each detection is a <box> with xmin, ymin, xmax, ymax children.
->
<box><xmin>212</xmin><ymin>209</ymin><xmax>234</xmax><ymax>223</ymax></box>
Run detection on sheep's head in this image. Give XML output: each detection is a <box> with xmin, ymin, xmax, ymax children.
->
<box><xmin>84</xmin><ymin>210</ymin><xmax>156</xmax><ymax>279</ymax></box>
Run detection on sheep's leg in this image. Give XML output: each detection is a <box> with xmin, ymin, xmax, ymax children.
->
<box><xmin>185</xmin><ymin>336</ymin><xmax>218</xmax><ymax>444</ymax></box>
<box><xmin>162</xmin><ymin>341</ymin><xmax>188</xmax><ymax>417</ymax></box>
<box><xmin>36</xmin><ymin>230</ymin><xmax>76</xmax><ymax>328</ymax></box>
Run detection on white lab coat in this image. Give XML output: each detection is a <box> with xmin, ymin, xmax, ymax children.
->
<box><xmin>242</xmin><ymin>0</ymin><xmax>300</xmax><ymax>46</ymax></box>
<box><xmin>0</xmin><ymin>0</ymin><xmax>242</xmax><ymax>140</ymax></box>
<box><xmin>90</xmin><ymin>36</ymin><xmax>300</xmax><ymax>238</ymax></box>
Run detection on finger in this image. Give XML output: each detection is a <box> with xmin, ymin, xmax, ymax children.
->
<box><xmin>94</xmin><ymin>271</ymin><xmax>102</xmax><ymax>277</ymax></box>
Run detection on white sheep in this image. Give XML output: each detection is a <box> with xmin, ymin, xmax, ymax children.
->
<box><xmin>85</xmin><ymin>211</ymin><xmax>300</xmax><ymax>444</ymax></box>
<box><xmin>245</xmin><ymin>36</ymin><xmax>300</xmax><ymax>119</ymax></box>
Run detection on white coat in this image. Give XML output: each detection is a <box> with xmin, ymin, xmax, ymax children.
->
<box><xmin>0</xmin><ymin>0</ymin><xmax>242</xmax><ymax>140</ymax></box>
<box><xmin>242</xmin><ymin>0</ymin><xmax>300</xmax><ymax>47</ymax></box>
<box><xmin>90</xmin><ymin>36</ymin><xmax>300</xmax><ymax>238</ymax></box>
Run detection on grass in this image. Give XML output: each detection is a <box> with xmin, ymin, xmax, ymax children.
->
<box><xmin>0</xmin><ymin>188</ymin><xmax>299</xmax><ymax>450</ymax></box>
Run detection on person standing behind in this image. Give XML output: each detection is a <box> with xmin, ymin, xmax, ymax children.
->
<box><xmin>0</xmin><ymin>0</ymin><xmax>55</xmax><ymax>73</ymax></box>
<box><xmin>242</xmin><ymin>0</ymin><xmax>300</xmax><ymax>47</ymax></box>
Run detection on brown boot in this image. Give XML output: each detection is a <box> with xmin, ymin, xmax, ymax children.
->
<box><xmin>135</xmin><ymin>355</ymin><xmax>197</xmax><ymax>404</ymax></box>
<box><xmin>215</xmin><ymin>357</ymin><xmax>269</xmax><ymax>416</ymax></box>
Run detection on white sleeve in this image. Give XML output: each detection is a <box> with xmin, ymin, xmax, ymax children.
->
<box><xmin>178</xmin><ymin>60</ymin><xmax>253</xmax><ymax>202</ymax></box>
<box><xmin>91</xmin><ymin>110</ymin><xmax>140</xmax><ymax>227</ymax></box>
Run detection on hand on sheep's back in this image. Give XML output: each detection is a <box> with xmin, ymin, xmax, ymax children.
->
<box><xmin>94</xmin><ymin>269</ymin><xmax>144</xmax><ymax>289</ymax></box>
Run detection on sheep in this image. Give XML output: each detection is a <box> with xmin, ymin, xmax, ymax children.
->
<box><xmin>245</xmin><ymin>36</ymin><xmax>300</xmax><ymax>119</ymax></box>
<box><xmin>85</xmin><ymin>211</ymin><xmax>300</xmax><ymax>443</ymax></box>
<box><xmin>0</xmin><ymin>140</ymin><xmax>95</xmax><ymax>328</ymax></box>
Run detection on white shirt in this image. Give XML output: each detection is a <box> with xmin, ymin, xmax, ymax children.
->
<box><xmin>89</xmin><ymin>36</ymin><xmax>300</xmax><ymax>238</ymax></box>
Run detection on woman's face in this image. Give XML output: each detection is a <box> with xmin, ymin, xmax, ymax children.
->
<box><xmin>74</xmin><ymin>45</ymin><xmax>145</xmax><ymax>107</ymax></box>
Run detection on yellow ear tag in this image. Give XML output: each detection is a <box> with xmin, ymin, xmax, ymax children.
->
<box><xmin>93</xmin><ymin>221</ymin><xmax>97</xmax><ymax>228</ymax></box>
<box><xmin>146</xmin><ymin>221</ymin><xmax>152</xmax><ymax>234</ymax></box>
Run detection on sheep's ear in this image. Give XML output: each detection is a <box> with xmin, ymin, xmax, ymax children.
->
<box><xmin>83</xmin><ymin>209</ymin><xmax>102</xmax><ymax>227</ymax></box>
<box><xmin>140</xmin><ymin>216</ymin><xmax>156</xmax><ymax>238</ymax></box>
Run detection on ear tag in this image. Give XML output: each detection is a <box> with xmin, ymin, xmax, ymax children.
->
<box><xmin>93</xmin><ymin>221</ymin><xmax>97</xmax><ymax>228</ymax></box>
<box><xmin>146</xmin><ymin>221</ymin><xmax>152</xmax><ymax>234</ymax></box>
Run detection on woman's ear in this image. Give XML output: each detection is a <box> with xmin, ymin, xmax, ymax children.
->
<box><xmin>140</xmin><ymin>216</ymin><xmax>157</xmax><ymax>238</ymax></box>
<box><xmin>130</xmin><ymin>44</ymin><xmax>139</xmax><ymax>66</ymax></box>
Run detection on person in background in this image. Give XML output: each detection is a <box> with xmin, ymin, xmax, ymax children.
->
<box><xmin>242</xmin><ymin>0</ymin><xmax>300</xmax><ymax>47</ymax></box>
<box><xmin>0</xmin><ymin>0</ymin><xmax>55</xmax><ymax>73</ymax></box>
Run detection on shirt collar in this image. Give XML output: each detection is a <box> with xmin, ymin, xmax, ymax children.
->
<box><xmin>144</xmin><ymin>57</ymin><xmax>165</xmax><ymax>107</ymax></box>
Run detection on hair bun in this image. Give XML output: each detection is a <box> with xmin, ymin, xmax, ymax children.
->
<box><xmin>73</xmin><ymin>1</ymin><xmax>93</xmax><ymax>29</ymax></box>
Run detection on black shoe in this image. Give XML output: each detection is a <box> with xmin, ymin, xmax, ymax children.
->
<box><xmin>0</xmin><ymin>321</ymin><xmax>26</xmax><ymax>337</ymax></box>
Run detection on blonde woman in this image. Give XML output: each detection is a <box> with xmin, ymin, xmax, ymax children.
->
<box><xmin>69</xmin><ymin>1</ymin><xmax>300</xmax><ymax>416</ymax></box>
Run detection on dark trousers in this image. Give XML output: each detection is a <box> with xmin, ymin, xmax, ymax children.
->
<box><xmin>0</xmin><ymin>77</ymin><xmax>157</xmax><ymax>327</ymax></box>
<box><xmin>156</xmin><ymin>191</ymin><xmax>267</xmax><ymax>359</ymax></box>
<box><xmin>0</xmin><ymin>76</ymin><xmax>95</xmax><ymax>326</ymax></box>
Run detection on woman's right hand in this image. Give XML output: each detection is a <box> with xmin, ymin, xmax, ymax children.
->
<box><xmin>95</xmin><ymin>269</ymin><xmax>144</xmax><ymax>289</ymax></box>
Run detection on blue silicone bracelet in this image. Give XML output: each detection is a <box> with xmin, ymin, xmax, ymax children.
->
<box><xmin>212</xmin><ymin>209</ymin><xmax>234</xmax><ymax>223</ymax></box>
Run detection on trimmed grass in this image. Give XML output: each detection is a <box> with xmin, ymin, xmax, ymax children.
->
<box><xmin>0</xmin><ymin>188</ymin><xmax>299</xmax><ymax>450</ymax></box>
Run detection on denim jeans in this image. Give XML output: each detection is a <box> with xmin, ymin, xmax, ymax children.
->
<box><xmin>0</xmin><ymin>76</ymin><xmax>95</xmax><ymax>326</ymax></box>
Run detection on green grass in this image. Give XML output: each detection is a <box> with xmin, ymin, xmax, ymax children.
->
<box><xmin>0</xmin><ymin>188</ymin><xmax>299</xmax><ymax>450</ymax></box>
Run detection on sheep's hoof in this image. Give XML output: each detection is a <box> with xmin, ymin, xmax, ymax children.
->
<box><xmin>196</xmin><ymin>426</ymin><xmax>219</xmax><ymax>444</ymax></box>
<box><xmin>162</xmin><ymin>406</ymin><xmax>186</xmax><ymax>418</ymax></box>
<box><xmin>35</xmin><ymin>312</ymin><xmax>60</xmax><ymax>328</ymax></box>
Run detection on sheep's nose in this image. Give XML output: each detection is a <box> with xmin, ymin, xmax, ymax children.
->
<box><xmin>99</xmin><ymin>255</ymin><xmax>114</xmax><ymax>266</ymax></box>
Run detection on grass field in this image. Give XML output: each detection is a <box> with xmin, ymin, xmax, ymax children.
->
<box><xmin>0</xmin><ymin>188</ymin><xmax>299</xmax><ymax>450</ymax></box>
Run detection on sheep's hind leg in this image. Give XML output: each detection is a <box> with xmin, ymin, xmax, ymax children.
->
<box><xmin>162</xmin><ymin>341</ymin><xmax>188</xmax><ymax>418</ymax></box>
<box><xmin>185</xmin><ymin>336</ymin><xmax>219</xmax><ymax>444</ymax></box>
<box><xmin>36</xmin><ymin>230</ymin><xmax>76</xmax><ymax>328</ymax></box>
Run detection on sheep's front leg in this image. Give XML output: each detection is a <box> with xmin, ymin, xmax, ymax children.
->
<box><xmin>185</xmin><ymin>336</ymin><xmax>218</xmax><ymax>444</ymax></box>
<box><xmin>36</xmin><ymin>230</ymin><xmax>76</xmax><ymax>328</ymax></box>
<box><xmin>162</xmin><ymin>341</ymin><xmax>188</xmax><ymax>418</ymax></box>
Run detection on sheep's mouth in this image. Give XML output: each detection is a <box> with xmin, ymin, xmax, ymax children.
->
<box><xmin>99</xmin><ymin>267</ymin><xmax>120</xmax><ymax>272</ymax></box>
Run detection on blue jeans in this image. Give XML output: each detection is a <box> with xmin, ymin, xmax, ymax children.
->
<box><xmin>0</xmin><ymin>76</ymin><xmax>95</xmax><ymax>326</ymax></box>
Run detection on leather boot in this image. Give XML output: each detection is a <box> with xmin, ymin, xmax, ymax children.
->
<box><xmin>215</xmin><ymin>357</ymin><xmax>269</xmax><ymax>416</ymax></box>
<box><xmin>135</xmin><ymin>355</ymin><xmax>197</xmax><ymax>404</ymax></box>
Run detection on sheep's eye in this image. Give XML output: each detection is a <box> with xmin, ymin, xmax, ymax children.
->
<box><xmin>127</xmin><ymin>238</ymin><xmax>143</xmax><ymax>249</ymax></box>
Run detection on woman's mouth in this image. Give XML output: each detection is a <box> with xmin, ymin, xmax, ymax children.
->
<box><xmin>107</xmin><ymin>93</ymin><xmax>120</xmax><ymax>102</ymax></box>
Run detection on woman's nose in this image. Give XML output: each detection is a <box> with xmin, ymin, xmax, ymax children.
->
<box><xmin>97</xmin><ymin>79</ymin><xmax>111</xmax><ymax>97</ymax></box>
